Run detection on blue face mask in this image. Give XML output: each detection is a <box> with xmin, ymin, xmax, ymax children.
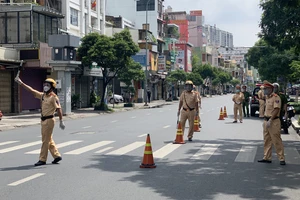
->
<box><xmin>236</xmin><ymin>90</ymin><xmax>240</xmax><ymax>93</ymax></box>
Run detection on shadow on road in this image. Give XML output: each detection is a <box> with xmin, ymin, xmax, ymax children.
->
<box><xmin>0</xmin><ymin>164</ymin><xmax>39</xmax><ymax>171</ymax></box>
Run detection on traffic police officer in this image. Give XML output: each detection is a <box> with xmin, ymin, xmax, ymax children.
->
<box><xmin>242</xmin><ymin>85</ymin><xmax>250</xmax><ymax>117</ymax></box>
<box><xmin>273</xmin><ymin>83</ymin><xmax>288</xmax><ymax>133</ymax></box>
<box><xmin>193</xmin><ymin>85</ymin><xmax>202</xmax><ymax>128</ymax></box>
<box><xmin>15</xmin><ymin>77</ymin><xmax>65</xmax><ymax>166</ymax></box>
<box><xmin>258</xmin><ymin>85</ymin><xmax>265</xmax><ymax>118</ymax></box>
<box><xmin>177</xmin><ymin>81</ymin><xmax>199</xmax><ymax>141</ymax></box>
<box><xmin>232</xmin><ymin>85</ymin><xmax>245</xmax><ymax>123</ymax></box>
<box><xmin>258</xmin><ymin>81</ymin><xmax>286</xmax><ymax>165</ymax></box>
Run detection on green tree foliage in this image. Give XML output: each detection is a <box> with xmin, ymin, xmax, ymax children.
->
<box><xmin>230</xmin><ymin>79</ymin><xmax>241</xmax><ymax>86</ymax></box>
<box><xmin>186</xmin><ymin>73</ymin><xmax>203</xmax><ymax>86</ymax></box>
<box><xmin>260</xmin><ymin>0</ymin><xmax>300</xmax><ymax>52</ymax></box>
<box><xmin>166</xmin><ymin>69</ymin><xmax>187</xmax><ymax>84</ymax></box>
<box><xmin>77</xmin><ymin>29</ymin><xmax>139</xmax><ymax>110</ymax></box>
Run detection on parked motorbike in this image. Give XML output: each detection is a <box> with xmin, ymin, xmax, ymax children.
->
<box><xmin>281</xmin><ymin>103</ymin><xmax>295</xmax><ymax>134</ymax></box>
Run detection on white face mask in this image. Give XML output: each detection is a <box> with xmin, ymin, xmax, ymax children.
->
<box><xmin>44</xmin><ymin>86</ymin><xmax>50</xmax><ymax>92</ymax></box>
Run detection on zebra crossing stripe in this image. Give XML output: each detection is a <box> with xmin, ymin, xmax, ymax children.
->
<box><xmin>234</xmin><ymin>146</ymin><xmax>257</xmax><ymax>163</ymax></box>
<box><xmin>25</xmin><ymin>140</ymin><xmax>83</xmax><ymax>154</ymax></box>
<box><xmin>191</xmin><ymin>144</ymin><xmax>220</xmax><ymax>160</ymax></box>
<box><xmin>284</xmin><ymin>147</ymin><xmax>300</xmax><ymax>165</ymax></box>
<box><xmin>94</xmin><ymin>147</ymin><xmax>114</xmax><ymax>154</ymax></box>
<box><xmin>0</xmin><ymin>141</ymin><xmax>19</xmax><ymax>146</ymax></box>
<box><xmin>106</xmin><ymin>142</ymin><xmax>145</xmax><ymax>155</ymax></box>
<box><xmin>153</xmin><ymin>143</ymin><xmax>181</xmax><ymax>159</ymax></box>
<box><xmin>0</xmin><ymin>141</ymin><xmax>41</xmax><ymax>154</ymax></box>
<box><xmin>64</xmin><ymin>141</ymin><xmax>115</xmax><ymax>155</ymax></box>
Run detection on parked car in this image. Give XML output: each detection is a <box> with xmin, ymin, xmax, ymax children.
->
<box><xmin>250</xmin><ymin>84</ymin><xmax>262</xmax><ymax>116</ymax></box>
<box><xmin>107</xmin><ymin>94</ymin><xmax>124</xmax><ymax>104</ymax></box>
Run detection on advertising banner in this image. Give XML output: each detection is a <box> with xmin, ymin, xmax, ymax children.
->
<box><xmin>187</xmin><ymin>50</ymin><xmax>192</xmax><ymax>72</ymax></box>
<box><xmin>176</xmin><ymin>50</ymin><xmax>185</xmax><ymax>70</ymax></box>
<box><xmin>158</xmin><ymin>55</ymin><xmax>166</xmax><ymax>72</ymax></box>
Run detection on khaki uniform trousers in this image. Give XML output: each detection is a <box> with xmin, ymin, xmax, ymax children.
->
<box><xmin>233</xmin><ymin>103</ymin><xmax>243</xmax><ymax>121</ymax></box>
<box><xmin>259</xmin><ymin>100</ymin><xmax>265</xmax><ymax>117</ymax></box>
<box><xmin>263</xmin><ymin>118</ymin><xmax>285</xmax><ymax>161</ymax></box>
<box><xmin>180</xmin><ymin>109</ymin><xmax>196</xmax><ymax>139</ymax></box>
<box><xmin>40</xmin><ymin>118</ymin><xmax>61</xmax><ymax>162</ymax></box>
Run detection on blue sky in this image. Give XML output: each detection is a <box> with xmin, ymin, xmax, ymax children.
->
<box><xmin>163</xmin><ymin>0</ymin><xmax>263</xmax><ymax>47</ymax></box>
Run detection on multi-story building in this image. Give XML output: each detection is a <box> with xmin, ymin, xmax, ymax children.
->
<box><xmin>204</xmin><ymin>24</ymin><xmax>233</xmax><ymax>48</ymax></box>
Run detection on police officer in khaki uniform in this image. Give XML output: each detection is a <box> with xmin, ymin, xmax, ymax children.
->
<box><xmin>15</xmin><ymin>77</ymin><xmax>66</xmax><ymax>166</ymax></box>
<box><xmin>177</xmin><ymin>81</ymin><xmax>199</xmax><ymax>141</ymax></box>
<box><xmin>258</xmin><ymin>85</ymin><xmax>265</xmax><ymax>118</ymax></box>
<box><xmin>232</xmin><ymin>85</ymin><xmax>245</xmax><ymax>123</ymax></box>
<box><xmin>258</xmin><ymin>81</ymin><xmax>286</xmax><ymax>165</ymax></box>
<box><xmin>193</xmin><ymin>85</ymin><xmax>202</xmax><ymax>128</ymax></box>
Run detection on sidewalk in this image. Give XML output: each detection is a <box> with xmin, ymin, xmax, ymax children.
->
<box><xmin>0</xmin><ymin>100</ymin><xmax>175</xmax><ymax>131</ymax></box>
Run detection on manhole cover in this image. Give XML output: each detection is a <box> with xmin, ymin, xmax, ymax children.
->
<box><xmin>71</xmin><ymin>131</ymin><xmax>96</xmax><ymax>135</ymax></box>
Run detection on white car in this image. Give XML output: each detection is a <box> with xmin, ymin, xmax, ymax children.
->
<box><xmin>108</xmin><ymin>94</ymin><xmax>124</xmax><ymax>104</ymax></box>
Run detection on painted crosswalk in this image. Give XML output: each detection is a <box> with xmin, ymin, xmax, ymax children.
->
<box><xmin>0</xmin><ymin>139</ymin><xmax>300</xmax><ymax>164</ymax></box>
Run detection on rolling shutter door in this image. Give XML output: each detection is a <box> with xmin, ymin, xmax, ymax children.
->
<box><xmin>0</xmin><ymin>71</ymin><xmax>12</xmax><ymax>113</ymax></box>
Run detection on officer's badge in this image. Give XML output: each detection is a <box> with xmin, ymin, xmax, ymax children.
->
<box><xmin>275</xmin><ymin>100</ymin><xmax>280</xmax><ymax>103</ymax></box>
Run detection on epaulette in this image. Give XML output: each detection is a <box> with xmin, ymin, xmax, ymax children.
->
<box><xmin>273</xmin><ymin>93</ymin><xmax>278</xmax><ymax>97</ymax></box>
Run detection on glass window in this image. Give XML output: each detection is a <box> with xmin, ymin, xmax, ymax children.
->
<box><xmin>52</xmin><ymin>18</ymin><xmax>58</xmax><ymax>34</ymax></box>
<box><xmin>19</xmin><ymin>12</ymin><xmax>31</xmax><ymax>43</ymax></box>
<box><xmin>33</xmin><ymin>12</ymin><xmax>39</xmax><ymax>42</ymax></box>
<box><xmin>45</xmin><ymin>16</ymin><xmax>52</xmax><ymax>42</ymax></box>
<box><xmin>137</xmin><ymin>0</ymin><xmax>155</xmax><ymax>11</ymax></box>
<box><xmin>70</xmin><ymin>8</ymin><xmax>78</xmax><ymax>26</ymax></box>
<box><xmin>0</xmin><ymin>13</ymin><xmax>6</xmax><ymax>43</ymax></box>
<box><xmin>39</xmin><ymin>14</ymin><xmax>45</xmax><ymax>42</ymax></box>
<box><xmin>7</xmin><ymin>12</ymin><xmax>18</xmax><ymax>43</ymax></box>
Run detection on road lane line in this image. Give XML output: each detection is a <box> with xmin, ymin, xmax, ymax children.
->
<box><xmin>94</xmin><ymin>147</ymin><xmax>113</xmax><ymax>154</ymax></box>
<box><xmin>234</xmin><ymin>146</ymin><xmax>257</xmax><ymax>163</ymax></box>
<box><xmin>82</xmin><ymin>126</ymin><xmax>91</xmax><ymax>129</ymax></box>
<box><xmin>64</xmin><ymin>141</ymin><xmax>115</xmax><ymax>155</ymax></box>
<box><xmin>131</xmin><ymin>116</ymin><xmax>136</xmax><ymax>119</ymax></box>
<box><xmin>0</xmin><ymin>141</ymin><xmax>19</xmax><ymax>146</ymax></box>
<box><xmin>106</xmin><ymin>142</ymin><xmax>145</xmax><ymax>155</ymax></box>
<box><xmin>25</xmin><ymin>140</ymin><xmax>83</xmax><ymax>154</ymax></box>
<box><xmin>284</xmin><ymin>147</ymin><xmax>300</xmax><ymax>165</ymax></box>
<box><xmin>163</xmin><ymin>125</ymin><xmax>171</xmax><ymax>129</ymax></box>
<box><xmin>8</xmin><ymin>173</ymin><xmax>45</xmax><ymax>186</ymax></box>
<box><xmin>138</xmin><ymin>134</ymin><xmax>148</xmax><ymax>137</ymax></box>
<box><xmin>146</xmin><ymin>113</ymin><xmax>151</xmax><ymax>115</ymax></box>
<box><xmin>0</xmin><ymin>141</ymin><xmax>41</xmax><ymax>154</ymax></box>
<box><xmin>153</xmin><ymin>143</ymin><xmax>181</xmax><ymax>159</ymax></box>
<box><xmin>111</xmin><ymin>120</ymin><xmax>118</xmax><ymax>123</ymax></box>
<box><xmin>191</xmin><ymin>144</ymin><xmax>220</xmax><ymax>160</ymax></box>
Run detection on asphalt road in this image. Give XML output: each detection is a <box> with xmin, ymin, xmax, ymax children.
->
<box><xmin>1</xmin><ymin>95</ymin><xmax>300</xmax><ymax>200</ymax></box>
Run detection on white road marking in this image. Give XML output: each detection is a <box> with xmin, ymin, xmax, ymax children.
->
<box><xmin>94</xmin><ymin>147</ymin><xmax>113</xmax><ymax>154</ymax></box>
<box><xmin>211</xmin><ymin>108</ymin><xmax>215</xmax><ymax>111</ymax></box>
<box><xmin>154</xmin><ymin>143</ymin><xmax>182</xmax><ymax>159</ymax></box>
<box><xmin>0</xmin><ymin>141</ymin><xmax>19</xmax><ymax>146</ymax></box>
<box><xmin>159</xmin><ymin>110</ymin><xmax>163</xmax><ymax>113</ymax></box>
<box><xmin>64</xmin><ymin>141</ymin><xmax>115</xmax><ymax>155</ymax></box>
<box><xmin>25</xmin><ymin>140</ymin><xmax>83</xmax><ymax>154</ymax></box>
<box><xmin>200</xmin><ymin>112</ymin><xmax>204</xmax><ymax>115</ymax></box>
<box><xmin>8</xmin><ymin>173</ymin><xmax>45</xmax><ymax>186</ymax></box>
<box><xmin>131</xmin><ymin>116</ymin><xmax>136</xmax><ymax>119</ymax></box>
<box><xmin>234</xmin><ymin>146</ymin><xmax>257</xmax><ymax>163</ymax></box>
<box><xmin>163</xmin><ymin>125</ymin><xmax>171</xmax><ymax>129</ymax></box>
<box><xmin>0</xmin><ymin>141</ymin><xmax>41</xmax><ymax>154</ymax></box>
<box><xmin>191</xmin><ymin>144</ymin><xmax>220</xmax><ymax>160</ymax></box>
<box><xmin>82</xmin><ymin>126</ymin><xmax>91</xmax><ymax>129</ymax></box>
<box><xmin>146</xmin><ymin>113</ymin><xmax>151</xmax><ymax>116</ymax></box>
<box><xmin>138</xmin><ymin>134</ymin><xmax>148</xmax><ymax>138</ymax></box>
<box><xmin>284</xmin><ymin>147</ymin><xmax>300</xmax><ymax>165</ymax></box>
<box><xmin>106</xmin><ymin>142</ymin><xmax>145</xmax><ymax>155</ymax></box>
<box><xmin>111</xmin><ymin>120</ymin><xmax>118</xmax><ymax>123</ymax></box>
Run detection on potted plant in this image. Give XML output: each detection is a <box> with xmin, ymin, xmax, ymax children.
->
<box><xmin>71</xmin><ymin>94</ymin><xmax>80</xmax><ymax>110</ymax></box>
<box><xmin>124</xmin><ymin>86</ymin><xmax>135</xmax><ymax>107</ymax></box>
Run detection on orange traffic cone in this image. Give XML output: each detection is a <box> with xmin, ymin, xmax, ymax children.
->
<box><xmin>194</xmin><ymin>115</ymin><xmax>200</xmax><ymax>132</ymax></box>
<box><xmin>140</xmin><ymin>134</ymin><xmax>156</xmax><ymax>168</ymax></box>
<box><xmin>173</xmin><ymin>122</ymin><xmax>186</xmax><ymax>144</ymax></box>
<box><xmin>223</xmin><ymin>106</ymin><xmax>228</xmax><ymax>118</ymax></box>
<box><xmin>218</xmin><ymin>108</ymin><xmax>225</xmax><ymax>120</ymax></box>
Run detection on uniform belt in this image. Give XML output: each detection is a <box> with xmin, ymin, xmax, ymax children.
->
<box><xmin>183</xmin><ymin>107</ymin><xmax>195</xmax><ymax>111</ymax></box>
<box><xmin>264</xmin><ymin>116</ymin><xmax>279</xmax><ymax>121</ymax></box>
<box><xmin>41</xmin><ymin>115</ymin><xmax>54</xmax><ymax>121</ymax></box>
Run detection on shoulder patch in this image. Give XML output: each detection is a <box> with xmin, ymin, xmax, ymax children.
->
<box><xmin>275</xmin><ymin>100</ymin><xmax>280</xmax><ymax>103</ymax></box>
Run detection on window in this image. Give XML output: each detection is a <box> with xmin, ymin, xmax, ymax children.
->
<box><xmin>39</xmin><ymin>14</ymin><xmax>45</xmax><ymax>42</ymax></box>
<box><xmin>142</xmin><ymin>23</ymin><xmax>149</xmax><ymax>30</ymax></box>
<box><xmin>52</xmin><ymin>18</ymin><xmax>58</xmax><ymax>35</ymax></box>
<box><xmin>70</xmin><ymin>8</ymin><xmax>78</xmax><ymax>26</ymax></box>
<box><xmin>33</xmin><ymin>12</ymin><xmax>39</xmax><ymax>42</ymax></box>
<box><xmin>137</xmin><ymin>0</ymin><xmax>155</xmax><ymax>11</ymax></box>
<box><xmin>7</xmin><ymin>12</ymin><xmax>18</xmax><ymax>43</ymax></box>
<box><xmin>19</xmin><ymin>12</ymin><xmax>31</xmax><ymax>43</ymax></box>
<box><xmin>0</xmin><ymin>13</ymin><xmax>5</xmax><ymax>43</ymax></box>
<box><xmin>45</xmin><ymin>16</ymin><xmax>52</xmax><ymax>42</ymax></box>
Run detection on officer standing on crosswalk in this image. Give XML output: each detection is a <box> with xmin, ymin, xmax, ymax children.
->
<box><xmin>177</xmin><ymin>80</ymin><xmax>199</xmax><ymax>141</ymax></box>
<box><xmin>258</xmin><ymin>80</ymin><xmax>286</xmax><ymax>165</ymax></box>
<box><xmin>15</xmin><ymin>76</ymin><xmax>65</xmax><ymax>166</ymax></box>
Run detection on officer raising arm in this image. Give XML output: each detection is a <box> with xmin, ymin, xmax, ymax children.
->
<box><xmin>15</xmin><ymin>76</ymin><xmax>65</xmax><ymax>166</ymax></box>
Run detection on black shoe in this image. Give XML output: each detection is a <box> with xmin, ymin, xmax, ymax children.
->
<box><xmin>34</xmin><ymin>160</ymin><xmax>46</xmax><ymax>166</ymax></box>
<box><xmin>199</xmin><ymin>124</ymin><xmax>202</xmax><ymax>128</ymax></box>
<box><xmin>188</xmin><ymin>138</ymin><xmax>193</xmax><ymax>141</ymax></box>
<box><xmin>247</xmin><ymin>115</ymin><xmax>250</xmax><ymax>117</ymax></box>
<box><xmin>233</xmin><ymin>121</ymin><xmax>237</xmax><ymax>123</ymax></box>
<box><xmin>52</xmin><ymin>156</ymin><xmax>62</xmax><ymax>164</ymax></box>
<box><xmin>280</xmin><ymin>161</ymin><xmax>286</xmax><ymax>165</ymax></box>
<box><xmin>257</xmin><ymin>159</ymin><xmax>272</xmax><ymax>163</ymax></box>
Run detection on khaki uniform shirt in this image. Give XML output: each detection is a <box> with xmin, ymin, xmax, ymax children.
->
<box><xmin>264</xmin><ymin>93</ymin><xmax>281</xmax><ymax>117</ymax></box>
<box><xmin>180</xmin><ymin>91</ymin><xmax>198</xmax><ymax>110</ymax></box>
<box><xmin>30</xmin><ymin>89</ymin><xmax>61</xmax><ymax>116</ymax></box>
<box><xmin>232</xmin><ymin>92</ymin><xmax>244</xmax><ymax>105</ymax></box>
<box><xmin>258</xmin><ymin>90</ymin><xmax>265</xmax><ymax>100</ymax></box>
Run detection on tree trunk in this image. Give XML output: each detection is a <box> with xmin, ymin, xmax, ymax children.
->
<box><xmin>95</xmin><ymin>73</ymin><xmax>108</xmax><ymax>111</ymax></box>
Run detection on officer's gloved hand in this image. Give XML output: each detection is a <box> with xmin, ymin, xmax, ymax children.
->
<box><xmin>266</xmin><ymin>119</ymin><xmax>272</xmax><ymax>128</ymax></box>
<box><xmin>59</xmin><ymin>120</ymin><xmax>65</xmax><ymax>130</ymax></box>
<box><xmin>14</xmin><ymin>76</ymin><xmax>23</xmax><ymax>85</ymax></box>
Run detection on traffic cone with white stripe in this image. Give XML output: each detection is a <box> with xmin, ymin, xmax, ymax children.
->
<box><xmin>173</xmin><ymin>122</ymin><xmax>186</xmax><ymax>144</ymax></box>
<box><xmin>194</xmin><ymin>115</ymin><xmax>200</xmax><ymax>132</ymax></box>
<box><xmin>223</xmin><ymin>106</ymin><xmax>228</xmax><ymax>118</ymax></box>
<box><xmin>218</xmin><ymin>108</ymin><xmax>225</xmax><ymax>120</ymax></box>
<box><xmin>140</xmin><ymin>134</ymin><xmax>156</xmax><ymax>168</ymax></box>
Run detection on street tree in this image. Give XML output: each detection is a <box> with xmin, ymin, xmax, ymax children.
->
<box><xmin>77</xmin><ymin>29</ymin><xmax>139</xmax><ymax>110</ymax></box>
<box><xmin>166</xmin><ymin>69</ymin><xmax>187</xmax><ymax>99</ymax></box>
<box><xmin>186</xmin><ymin>72</ymin><xmax>203</xmax><ymax>86</ymax></box>
<box><xmin>230</xmin><ymin>79</ymin><xmax>241</xmax><ymax>86</ymax></box>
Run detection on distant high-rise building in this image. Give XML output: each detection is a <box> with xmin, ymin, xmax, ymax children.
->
<box><xmin>204</xmin><ymin>24</ymin><xmax>233</xmax><ymax>48</ymax></box>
